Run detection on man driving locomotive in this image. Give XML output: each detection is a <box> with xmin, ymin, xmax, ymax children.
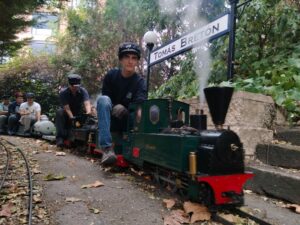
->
<box><xmin>97</xmin><ymin>42</ymin><xmax>147</xmax><ymax>166</ymax></box>
<box><xmin>55</xmin><ymin>74</ymin><xmax>91</xmax><ymax>147</ymax></box>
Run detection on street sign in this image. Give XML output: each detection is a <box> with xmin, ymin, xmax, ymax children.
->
<box><xmin>149</xmin><ymin>14</ymin><xmax>229</xmax><ymax>66</ymax></box>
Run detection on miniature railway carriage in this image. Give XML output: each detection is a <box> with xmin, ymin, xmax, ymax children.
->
<box><xmin>70</xmin><ymin>87</ymin><xmax>253</xmax><ymax>206</ymax></box>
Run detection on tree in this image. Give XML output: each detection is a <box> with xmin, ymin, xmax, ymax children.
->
<box><xmin>0</xmin><ymin>0</ymin><xmax>47</xmax><ymax>60</ymax></box>
<box><xmin>230</xmin><ymin>0</ymin><xmax>300</xmax><ymax>121</ymax></box>
<box><xmin>53</xmin><ymin>0</ymin><xmax>162</xmax><ymax>95</ymax></box>
<box><xmin>154</xmin><ymin>0</ymin><xmax>300</xmax><ymax>122</ymax></box>
<box><xmin>0</xmin><ymin>53</ymin><xmax>60</xmax><ymax>119</ymax></box>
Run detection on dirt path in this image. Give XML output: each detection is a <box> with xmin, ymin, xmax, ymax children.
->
<box><xmin>2</xmin><ymin>136</ymin><xmax>169</xmax><ymax>225</ymax></box>
<box><xmin>2</xmin><ymin>135</ymin><xmax>299</xmax><ymax>225</ymax></box>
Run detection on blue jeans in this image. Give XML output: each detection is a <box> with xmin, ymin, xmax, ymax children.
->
<box><xmin>97</xmin><ymin>95</ymin><xmax>112</xmax><ymax>148</ymax></box>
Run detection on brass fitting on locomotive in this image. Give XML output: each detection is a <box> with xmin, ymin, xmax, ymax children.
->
<box><xmin>88</xmin><ymin>133</ymin><xmax>92</xmax><ymax>144</ymax></box>
<box><xmin>189</xmin><ymin>151</ymin><xmax>197</xmax><ymax>180</ymax></box>
<box><xmin>87</xmin><ymin>133</ymin><xmax>93</xmax><ymax>153</ymax></box>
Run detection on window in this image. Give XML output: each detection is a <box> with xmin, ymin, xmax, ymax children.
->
<box><xmin>149</xmin><ymin>105</ymin><xmax>160</xmax><ymax>125</ymax></box>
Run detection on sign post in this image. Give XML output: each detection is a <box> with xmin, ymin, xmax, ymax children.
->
<box><xmin>227</xmin><ymin>0</ymin><xmax>239</xmax><ymax>81</ymax></box>
<box><xmin>149</xmin><ymin>14</ymin><xmax>230</xmax><ymax>66</ymax></box>
<box><xmin>145</xmin><ymin>2</ymin><xmax>240</xmax><ymax>93</ymax></box>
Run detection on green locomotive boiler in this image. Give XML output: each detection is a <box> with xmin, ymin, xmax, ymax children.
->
<box><xmin>86</xmin><ymin>86</ymin><xmax>253</xmax><ymax>206</ymax></box>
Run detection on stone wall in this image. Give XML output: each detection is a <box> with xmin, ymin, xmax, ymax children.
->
<box><xmin>183</xmin><ymin>91</ymin><xmax>285</xmax><ymax>156</ymax></box>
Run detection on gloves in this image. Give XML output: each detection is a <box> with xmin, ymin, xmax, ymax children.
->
<box><xmin>112</xmin><ymin>104</ymin><xmax>128</xmax><ymax>119</ymax></box>
<box><xmin>70</xmin><ymin>116</ymin><xmax>81</xmax><ymax>127</ymax></box>
<box><xmin>70</xmin><ymin>116</ymin><xmax>77</xmax><ymax>127</ymax></box>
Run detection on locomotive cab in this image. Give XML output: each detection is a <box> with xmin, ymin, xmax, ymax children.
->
<box><xmin>128</xmin><ymin>98</ymin><xmax>190</xmax><ymax>133</ymax></box>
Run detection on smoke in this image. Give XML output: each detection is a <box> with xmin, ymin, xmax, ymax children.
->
<box><xmin>158</xmin><ymin>0</ymin><xmax>178</xmax><ymax>15</ymax></box>
<box><xmin>193</xmin><ymin>45</ymin><xmax>211</xmax><ymax>105</ymax></box>
<box><xmin>158</xmin><ymin>0</ymin><xmax>211</xmax><ymax>105</ymax></box>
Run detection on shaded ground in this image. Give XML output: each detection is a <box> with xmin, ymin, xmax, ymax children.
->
<box><xmin>1</xmin><ymin>135</ymin><xmax>300</xmax><ymax>225</ymax></box>
<box><xmin>35</xmin><ymin>151</ymin><xmax>167</xmax><ymax>225</ymax></box>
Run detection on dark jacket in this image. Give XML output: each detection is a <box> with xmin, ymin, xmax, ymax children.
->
<box><xmin>8</xmin><ymin>101</ymin><xmax>22</xmax><ymax>119</ymax></box>
<box><xmin>59</xmin><ymin>87</ymin><xmax>90</xmax><ymax>116</ymax></box>
<box><xmin>102</xmin><ymin>68</ymin><xmax>147</xmax><ymax>108</ymax></box>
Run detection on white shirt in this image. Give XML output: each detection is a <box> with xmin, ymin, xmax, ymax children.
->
<box><xmin>20</xmin><ymin>102</ymin><xmax>41</xmax><ymax>117</ymax></box>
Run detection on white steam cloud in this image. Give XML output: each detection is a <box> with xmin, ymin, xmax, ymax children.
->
<box><xmin>158</xmin><ymin>0</ymin><xmax>211</xmax><ymax>105</ymax></box>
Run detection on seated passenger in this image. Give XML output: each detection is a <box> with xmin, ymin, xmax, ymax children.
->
<box><xmin>8</xmin><ymin>92</ymin><xmax>24</xmax><ymax>135</ymax></box>
<box><xmin>55</xmin><ymin>73</ymin><xmax>91</xmax><ymax>147</ymax></box>
<box><xmin>19</xmin><ymin>92</ymin><xmax>41</xmax><ymax>135</ymax></box>
<box><xmin>0</xmin><ymin>95</ymin><xmax>10</xmax><ymax>133</ymax></box>
<box><xmin>96</xmin><ymin>42</ymin><xmax>147</xmax><ymax>165</ymax></box>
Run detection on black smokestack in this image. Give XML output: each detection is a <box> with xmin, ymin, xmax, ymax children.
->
<box><xmin>204</xmin><ymin>87</ymin><xmax>234</xmax><ymax>127</ymax></box>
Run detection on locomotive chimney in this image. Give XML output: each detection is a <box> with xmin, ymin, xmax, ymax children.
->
<box><xmin>204</xmin><ymin>87</ymin><xmax>234</xmax><ymax>129</ymax></box>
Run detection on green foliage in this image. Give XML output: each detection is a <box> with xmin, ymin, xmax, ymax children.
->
<box><xmin>54</xmin><ymin>0</ymin><xmax>163</xmax><ymax>96</ymax></box>
<box><xmin>230</xmin><ymin>0</ymin><xmax>300</xmax><ymax>122</ymax></box>
<box><xmin>150</xmin><ymin>53</ymin><xmax>198</xmax><ymax>99</ymax></box>
<box><xmin>154</xmin><ymin>0</ymin><xmax>300</xmax><ymax>122</ymax></box>
<box><xmin>0</xmin><ymin>53</ymin><xmax>60</xmax><ymax>119</ymax></box>
<box><xmin>0</xmin><ymin>0</ymin><xmax>46</xmax><ymax>60</ymax></box>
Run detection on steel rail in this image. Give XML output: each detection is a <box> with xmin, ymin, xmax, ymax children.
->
<box><xmin>231</xmin><ymin>208</ymin><xmax>273</xmax><ymax>225</ymax></box>
<box><xmin>211</xmin><ymin>207</ymin><xmax>273</xmax><ymax>225</ymax></box>
<box><xmin>1</xmin><ymin>139</ymin><xmax>34</xmax><ymax>225</ymax></box>
<box><xmin>16</xmin><ymin>147</ymin><xmax>33</xmax><ymax>225</ymax></box>
<box><xmin>0</xmin><ymin>141</ymin><xmax>10</xmax><ymax>190</ymax></box>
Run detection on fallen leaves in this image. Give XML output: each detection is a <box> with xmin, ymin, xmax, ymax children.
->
<box><xmin>244</xmin><ymin>189</ymin><xmax>253</xmax><ymax>194</ymax></box>
<box><xmin>0</xmin><ymin>202</ymin><xmax>13</xmax><ymax>217</ymax></box>
<box><xmin>33</xmin><ymin>195</ymin><xmax>42</xmax><ymax>204</ymax></box>
<box><xmin>183</xmin><ymin>201</ymin><xmax>211</xmax><ymax>223</ymax></box>
<box><xmin>163</xmin><ymin>209</ymin><xmax>189</xmax><ymax>225</ymax></box>
<box><xmin>81</xmin><ymin>180</ymin><xmax>104</xmax><ymax>189</ymax></box>
<box><xmin>65</xmin><ymin>197</ymin><xmax>82</xmax><ymax>203</ymax></box>
<box><xmin>130</xmin><ymin>167</ymin><xmax>144</xmax><ymax>176</ymax></box>
<box><xmin>219</xmin><ymin>213</ymin><xmax>238</xmax><ymax>223</ymax></box>
<box><xmin>43</xmin><ymin>173</ymin><xmax>66</xmax><ymax>181</ymax></box>
<box><xmin>163</xmin><ymin>199</ymin><xmax>176</xmax><ymax>209</ymax></box>
<box><xmin>32</xmin><ymin>168</ymin><xmax>42</xmax><ymax>174</ymax></box>
<box><xmin>163</xmin><ymin>201</ymin><xmax>211</xmax><ymax>224</ymax></box>
<box><xmin>55</xmin><ymin>151</ymin><xmax>66</xmax><ymax>156</ymax></box>
<box><xmin>89</xmin><ymin>208</ymin><xmax>101</xmax><ymax>214</ymax></box>
<box><xmin>0</xmin><ymin>138</ymin><xmax>52</xmax><ymax>225</ymax></box>
<box><xmin>286</xmin><ymin>204</ymin><xmax>300</xmax><ymax>214</ymax></box>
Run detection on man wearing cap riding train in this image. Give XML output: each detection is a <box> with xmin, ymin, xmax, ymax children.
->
<box><xmin>55</xmin><ymin>73</ymin><xmax>91</xmax><ymax>147</ymax></box>
<box><xmin>97</xmin><ymin>42</ymin><xmax>147</xmax><ymax>166</ymax></box>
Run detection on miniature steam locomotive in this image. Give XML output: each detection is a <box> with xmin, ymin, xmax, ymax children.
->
<box><xmin>66</xmin><ymin>86</ymin><xmax>253</xmax><ymax>206</ymax></box>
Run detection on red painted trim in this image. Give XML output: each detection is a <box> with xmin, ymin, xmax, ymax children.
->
<box><xmin>93</xmin><ymin>148</ymin><xmax>103</xmax><ymax>155</ymax></box>
<box><xmin>64</xmin><ymin>140</ymin><xmax>71</xmax><ymax>147</ymax></box>
<box><xmin>197</xmin><ymin>173</ymin><xmax>254</xmax><ymax>205</ymax></box>
<box><xmin>132</xmin><ymin>147</ymin><xmax>140</xmax><ymax>158</ymax></box>
<box><xmin>116</xmin><ymin>155</ymin><xmax>129</xmax><ymax>167</ymax></box>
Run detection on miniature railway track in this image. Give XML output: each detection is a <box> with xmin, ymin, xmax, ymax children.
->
<box><xmin>212</xmin><ymin>207</ymin><xmax>273</xmax><ymax>225</ymax></box>
<box><xmin>0</xmin><ymin>138</ymin><xmax>33</xmax><ymax>225</ymax></box>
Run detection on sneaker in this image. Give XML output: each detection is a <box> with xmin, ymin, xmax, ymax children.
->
<box><xmin>100</xmin><ymin>147</ymin><xmax>117</xmax><ymax>166</ymax></box>
<box><xmin>23</xmin><ymin>130</ymin><xmax>31</xmax><ymax>137</ymax></box>
<box><xmin>7</xmin><ymin>130</ymin><xmax>15</xmax><ymax>136</ymax></box>
<box><xmin>56</xmin><ymin>137</ymin><xmax>64</xmax><ymax>147</ymax></box>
